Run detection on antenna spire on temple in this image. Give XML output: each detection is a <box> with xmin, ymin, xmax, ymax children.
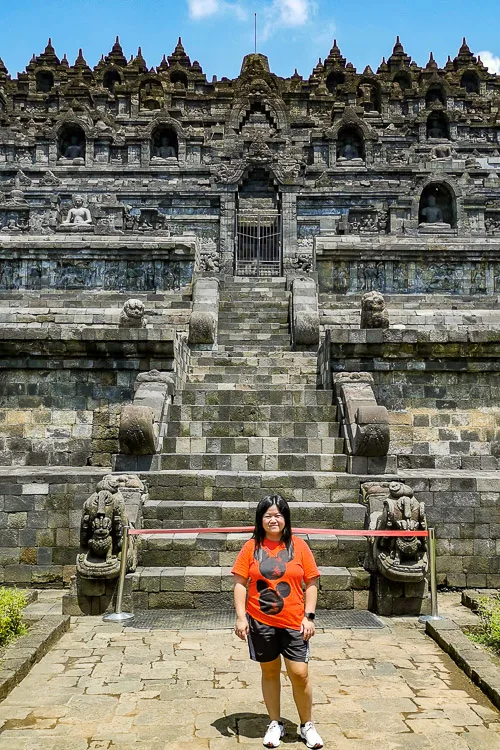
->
<box><xmin>254</xmin><ymin>12</ymin><xmax>257</xmax><ymax>53</ymax></box>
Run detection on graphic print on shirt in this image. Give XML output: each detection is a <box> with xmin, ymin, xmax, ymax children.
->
<box><xmin>256</xmin><ymin>547</ymin><xmax>292</xmax><ymax>615</ymax></box>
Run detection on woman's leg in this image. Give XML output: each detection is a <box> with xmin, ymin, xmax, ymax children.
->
<box><xmin>260</xmin><ymin>656</ymin><xmax>282</xmax><ymax>721</ymax></box>
<box><xmin>283</xmin><ymin>658</ymin><xmax>312</xmax><ymax>724</ymax></box>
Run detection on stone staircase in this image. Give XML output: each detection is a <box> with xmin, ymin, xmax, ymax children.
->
<box><xmin>127</xmin><ymin>277</ymin><xmax>370</xmax><ymax>610</ymax></box>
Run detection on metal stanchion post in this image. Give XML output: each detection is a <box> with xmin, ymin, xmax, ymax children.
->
<box><xmin>419</xmin><ymin>527</ymin><xmax>444</xmax><ymax>623</ymax></box>
<box><xmin>103</xmin><ymin>525</ymin><xmax>134</xmax><ymax>622</ymax></box>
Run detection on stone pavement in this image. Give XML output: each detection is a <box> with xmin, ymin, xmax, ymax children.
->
<box><xmin>0</xmin><ymin>594</ymin><xmax>499</xmax><ymax>749</ymax></box>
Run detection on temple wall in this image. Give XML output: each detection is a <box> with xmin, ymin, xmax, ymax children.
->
<box><xmin>0</xmin><ymin>369</ymin><xmax>133</xmax><ymax>467</ymax></box>
<box><xmin>325</xmin><ymin>329</ymin><xmax>500</xmax><ymax>469</ymax></box>
<box><xmin>0</xmin><ymin>296</ymin><xmax>187</xmax><ymax>466</ymax></box>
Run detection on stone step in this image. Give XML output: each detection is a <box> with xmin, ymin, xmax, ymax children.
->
<box><xmin>188</xmin><ymin>365</ymin><xmax>317</xmax><ymax>376</ymax></box>
<box><xmin>218</xmin><ymin>320</ymin><xmax>289</xmax><ymax>330</ymax></box>
<box><xmin>161</xmin><ymin>436</ymin><xmax>345</xmax><ymax>454</ymax></box>
<box><xmin>221</xmin><ymin>287</ymin><xmax>287</xmax><ymax>295</ymax></box>
<box><xmin>117</xmin><ymin>470</ymin><xmax>362</xmax><ymax>504</ymax></box>
<box><xmin>396</xmin><ymin>454</ymin><xmax>499</xmax><ymax>471</ymax></box>
<box><xmin>142</xmin><ymin>500</ymin><xmax>366</xmax><ymax>529</ymax></box>
<box><xmin>221</xmin><ymin>291</ymin><xmax>287</xmax><ymax>298</ymax></box>
<box><xmin>177</xmin><ymin>389</ymin><xmax>333</xmax><ymax>406</ymax></box>
<box><xmin>216</xmin><ymin>345</ymin><xmax>295</xmax><ymax>354</ymax></box>
<box><xmin>218</xmin><ymin>329</ymin><xmax>289</xmax><ymax>338</ymax></box>
<box><xmin>221</xmin><ymin>295</ymin><xmax>288</xmax><ymax>304</ymax></box>
<box><xmin>189</xmin><ymin>354</ymin><xmax>316</xmax><ymax>367</ymax></box>
<box><xmin>169</xmin><ymin>404</ymin><xmax>337</xmax><ymax>422</ymax></box>
<box><xmin>138</xmin><ymin>531</ymin><xmax>365</xmax><ymax>569</ymax></box>
<box><xmin>165</xmin><ymin>420</ymin><xmax>340</xmax><ymax>438</ymax></box>
<box><xmin>182</xmin><ymin>381</ymin><xmax>316</xmax><ymax>391</ymax></box>
<box><xmin>219</xmin><ymin>307</ymin><xmax>288</xmax><ymax>316</ymax></box>
<box><xmin>153</xmin><ymin>453</ymin><xmax>348</xmax><ymax>472</ymax></box>
<box><xmin>217</xmin><ymin>337</ymin><xmax>291</xmax><ymax>347</ymax></box>
<box><xmin>219</xmin><ymin>303</ymin><xmax>288</xmax><ymax>310</ymax></box>
<box><xmin>127</xmin><ymin>565</ymin><xmax>370</xmax><ymax>610</ymax></box>
<box><xmin>186</xmin><ymin>373</ymin><xmax>317</xmax><ymax>386</ymax></box>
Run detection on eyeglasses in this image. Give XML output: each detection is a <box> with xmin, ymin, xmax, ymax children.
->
<box><xmin>263</xmin><ymin>513</ymin><xmax>284</xmax><ymax>521</ymax></box>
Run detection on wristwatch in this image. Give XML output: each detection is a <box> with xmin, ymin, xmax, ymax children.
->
<box><xmin>304</xmin><ymin>612</ymin><xmax>315</xmax><ymax>621</ymax></box>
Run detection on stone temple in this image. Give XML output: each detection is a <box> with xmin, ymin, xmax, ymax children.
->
<box><xmin>0</xmin><ymin>36</ymin><xmax>499</xmax><ymax>615</ymax></box>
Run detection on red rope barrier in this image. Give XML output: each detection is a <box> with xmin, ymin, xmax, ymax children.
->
<box><xmin>128</xmin><ymin>527</ymin><xmax>429</xmax><ymax>538</ymax></box>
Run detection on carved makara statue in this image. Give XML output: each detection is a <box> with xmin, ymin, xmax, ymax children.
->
<box><xmin>62</xmin><ymin>195</ymin><xmax>93</xmax><ymax>227</ymax></box>
<box><xmin>77</xmin><ymin>474</ymin><xmax>138</xmax><ymax>579</ymax></box>
<box><xmin>362</xmin><ymin>481</ymin><xmax>428</xmax><ymax>583</ymax></box>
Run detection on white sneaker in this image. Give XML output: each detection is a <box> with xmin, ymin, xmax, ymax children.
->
<box><xmin>263</xmin><ymin>720</ymin><xmax>285</xmax><ymax>748</ymax></box>
<box><xmin>300</xmin><ymin>721</ymin><xmax>323</xmax><ymax>749</ymax></box>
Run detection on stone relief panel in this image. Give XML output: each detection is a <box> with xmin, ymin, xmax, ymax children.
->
<box><xmin>0</xmin><ymin>259</ymin><xmax>194</xmax><ymax>291</ymax></box>
<box><xmin>318</xmin><ymin>259</ymin><xmax>500</xmax><ymax>295</ymax></box>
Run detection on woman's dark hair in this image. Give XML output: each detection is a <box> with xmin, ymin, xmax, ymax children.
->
<box><xmin>252</xmin><ymin>494</ymin><xmax>293</xmax><ymax>559</ymax></box>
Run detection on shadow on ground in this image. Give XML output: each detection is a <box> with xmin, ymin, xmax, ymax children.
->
<box><xmin>212</xmin><ymin>712</ymin><xmax>299</xmax><ymax>742</ymax></box>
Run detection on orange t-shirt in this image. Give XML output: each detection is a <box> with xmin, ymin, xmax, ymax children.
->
<box><xmin>231</xmin><ymin>535</ymin><xmax>320</xmax><ymax>631</ymax></box>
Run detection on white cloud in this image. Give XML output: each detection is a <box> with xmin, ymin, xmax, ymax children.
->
<box><xmin>478</xmin><ymin>50</ymin><xmax>500</xmax><ymax>74</ymax></box>
<box><xmin>188</xmin><ymin>0</ymin><xmax>218</xmax><ymax>19</ymax></box>
<box><xmin>261</xmin><ymin>0</ymin><xmax>314</xmax><ymax>41</ymax></box>
<box><xmin>187</xmin><ymin>0</ymin><xmax>247</xmax><ymax>21</ymax></box>
<box><xmin>272</xmin><ymin>0</ymin><xmax>311</xmax><ymax>26</ymax></box>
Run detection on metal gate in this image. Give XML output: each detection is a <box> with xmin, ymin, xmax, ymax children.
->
<box><xmin>235</xmin><ymin>212</ymin><xmax>282</xmax><ymax>277</ymax></box>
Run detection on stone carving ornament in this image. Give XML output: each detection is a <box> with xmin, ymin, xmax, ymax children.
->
<box><xmin>119</xmin><ymin>298</ymin><xmax>147</xmax><ymax>327</ymax></box>
<box><xmin>360</xmin><ymin>290</ymin><xmax>389</xmax><ymax>328</ymax></box>
<box><xmin>199</xmin><ymin>246</ymin><xmax>220</xmax><ymax>273</ymax></box>
<box><xmin>362</xmin><ymin>481</ymin><xmax>428</xmax><ymax>583</ymax></box>
<box><xmin>292</xmin><ymin>254</ymin><xmax>313</xmax><ymax>273</ymax></box>
<box><xmin>212</xmin><ymin>161</ymin><xmax>246</xmax><ymax>184</ymax></box>
<box><xmin>77</xmin><ymin>475</ymin><xmax>138</xmax><ymax>579</ymax></box>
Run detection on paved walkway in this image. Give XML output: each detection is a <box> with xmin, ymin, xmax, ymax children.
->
<box><xmin>0</xmin><ymin>594</ymin><xmax>499</xmax><ymax>749</ymax></box>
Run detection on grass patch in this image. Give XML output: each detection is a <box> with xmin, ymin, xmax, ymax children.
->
<box><xmin>0</xmin><ymin>588</ymin><xmax>28</xmax><ymax>648</ymax></box>
<box><xmin>467</xmin><ymin>593</ymin><xmax>500</xmax><ymax>656</ymax></box>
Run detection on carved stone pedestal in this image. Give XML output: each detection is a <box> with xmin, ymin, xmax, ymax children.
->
<box><xmin>369</xmin><ymin>575</ymin><xmax>431</xmax><ymax>617</ymax></box>
<box><xmin>62</xmin><ymin>573</ymin><xmax>133</xmax><ymax>616</ymax></box>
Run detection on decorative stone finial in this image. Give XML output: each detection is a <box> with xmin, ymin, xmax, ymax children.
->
<box><xmin>387</xmin><ymin>36</ymin><xmax>411</xmax><ymax>69</ymax></box>
<box><xmin>377</xmin><ymin>57</ymin><xmax>388</xmax><ymax>74</ymax></box>
<box><xmin>426</xmin><ymin>51</ymin><xmax>438</xmax><ymax>70</ymax></box>
<box><xmin>168</xmin><ymin>37</ymin><xmax>191</xmax><ymax>68</ymax></box>
<box><xmin>324</xmin><ymin>39</ymin><xmax>346</xmax><ymax>69</ymax></box>
<box><xmin>74</xmin><ymin>48</ymin><xmax>89</xmax><ymax>69</ymax></box>
<box><xmin>105</xmin><ymin>36</ymin><xmax>127</xmax><ymax>67</ymax></box>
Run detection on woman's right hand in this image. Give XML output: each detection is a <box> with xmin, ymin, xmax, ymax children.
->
<box><xmin>234</xmin><ymin>616</ymin><xmax>249</xmax><ymax>641</ymax></box>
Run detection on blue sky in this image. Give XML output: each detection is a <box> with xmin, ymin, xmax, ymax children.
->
<box><xmin>1</xmin><ymin>0</ymin><xmax>499</xmax><ymax>79</ymax></box>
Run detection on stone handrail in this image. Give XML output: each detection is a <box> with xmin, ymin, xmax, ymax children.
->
<box><xmin>188</xmin><ymin>277</ymin><xmax>219</xmax><ymax>346</ymax></box>
<box><xmin>289</xmin><ymin>276</ymin><xmax>319</xmax><ymax>349</ymax></box>
<box><xmin>119</xmin><ymin>370</ymin><xmax>175</xmax><ymax>456</ymax></box>
<box><xmin>333</xmin><ymin>371</ymin><xmax>393</xmax><ymax>474</ymax></box>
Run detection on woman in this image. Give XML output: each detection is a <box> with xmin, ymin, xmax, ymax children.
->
<box><xmin>232</xmin><ymin>494</ymin><xmax>323</xmax><ymax>749</ymax></box>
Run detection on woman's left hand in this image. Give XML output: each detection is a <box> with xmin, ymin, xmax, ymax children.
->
<box><xmin>301</xmin><ymin>617</ymin><xmax>315</xmax><ymax>641</ymax></box>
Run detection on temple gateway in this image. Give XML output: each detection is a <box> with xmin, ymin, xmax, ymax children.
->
<box><xmin>0</xmin><ymin>37</ymin><xmax>499</xmax><ymax>616</ymax></box>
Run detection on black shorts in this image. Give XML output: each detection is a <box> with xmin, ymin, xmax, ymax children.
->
<box><xmin>247</xmin><ymin>614</ymin><xmax>310</xmax><ymax>663</ymax></box>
